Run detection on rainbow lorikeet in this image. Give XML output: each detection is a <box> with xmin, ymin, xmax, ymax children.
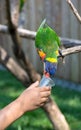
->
<box><xmin>35</xmin><ymin>19</ymin><xmax>62</xmax><ymax>86</ymax></box>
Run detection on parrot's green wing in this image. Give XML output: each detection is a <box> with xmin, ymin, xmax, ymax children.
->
<box><xmin>35</xmin><ymin>19</ymin><xmax>61</xmax><ymax>62</ymax></box>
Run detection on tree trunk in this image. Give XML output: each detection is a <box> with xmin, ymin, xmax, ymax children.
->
<box><xmin>43</xmin><ymin>98</ymin><xmax>70</xmax><ymax>130</ymax></box>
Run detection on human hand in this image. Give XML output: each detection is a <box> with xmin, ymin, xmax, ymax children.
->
<box><xmin>0</xmin><ymin>81</ymin><xmax>51</xmax><ymax>129</ymax></box>
<box><xmin>18</xmin><ymin>81</ymin><xmax>51</xmax><ymax>113</ymax></box>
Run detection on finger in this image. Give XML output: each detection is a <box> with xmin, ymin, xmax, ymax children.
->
<box><xmin>41</xmin><ymin>91</ymin><xmax>51</xmax><ymax>98</ymax></box>
<box><xmin>40</xmin><ymin>86</ymin><xmax>51</xmax><ymax>92</ymax></box>
<box><xmin>40</xmin><ymin>97</ymin><xmax>50</xmax><ymax>106</ymax></box>
<box><xmin>29</xmin><ymin>81</ymin><xmax>39</xmax><ymax>89</ymax></box>
<box><xmin>40</xmin><ymin>103</ymin><xmax>44</xmax><ymax>107</ymax></box>
<box><xmin>41</xmin><ymin>97</ymin><xmax>49</xmax><ymax>103</ymax></box>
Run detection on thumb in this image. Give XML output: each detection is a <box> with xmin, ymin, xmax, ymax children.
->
<box><xmin>29</xmin><ymin>81</ymin><xmax>39</xmax><ymax>88</ymax></box>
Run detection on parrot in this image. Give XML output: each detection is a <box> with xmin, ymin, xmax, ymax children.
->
<box><xmin>35</xmin><ymin>19</ymin><xmax>62</xmax><ymax>86</ymax></box>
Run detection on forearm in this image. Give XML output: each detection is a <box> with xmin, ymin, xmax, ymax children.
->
<box><xmin>0</xmin><ymin>98</ymin><xmax>24</xmax><ymax>130</ymax></box>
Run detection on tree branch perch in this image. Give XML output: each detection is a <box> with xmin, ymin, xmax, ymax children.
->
<box><xmin>66</xmin><ymin>0</ymin><xmax>81</xmax><ymax>23</ymax></box>
<box><xmin>60</xmin><ymin>46</ymin><xmax>81</xmax><ymax>57</ymax></box>
<box><xmin>0</xmin><ymin>24</ymin><xmax>81</xmax><ymax>57</ymax></box>
<box><xmin>5</xmin><ymin>0</ymin><xmax>40</xmax><ymax>82</ymax></box>
<box><xmin>0</xmin><ymin>46</ymin><xmax>30</xmax><ymax>86</ymax></box>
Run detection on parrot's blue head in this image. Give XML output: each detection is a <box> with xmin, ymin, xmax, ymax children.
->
<box><xmin>44</xmin><ymin>61</ymin><xmax>57</xmax><ymax>78</ymax></box>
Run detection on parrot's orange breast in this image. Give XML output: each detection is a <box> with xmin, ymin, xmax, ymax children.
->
<box><xmin>38</xmin><ymin>50</ymin><xmax>46</xmax><ymax>60</ymax></box>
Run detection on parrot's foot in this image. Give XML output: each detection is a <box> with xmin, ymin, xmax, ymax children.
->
<box><xmin>59</xmin><ymin>49</ymin><xmax>65</xmax><ymax>63</ymax></box>
<box><xmin>44</xmin><ymin>71</ymin><xmax>50</xmax><ymax>78</ymax></box>
<box><xmin>59</xmin><ymin>49</ymin><xmax>64</xmax><ymax>58</ymax></box>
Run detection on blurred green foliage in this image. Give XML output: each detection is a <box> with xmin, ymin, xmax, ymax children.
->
<box><xmin>20</xmin><ymin>0</ymin><xmax>25</xmax><ymax>11</ymax></box>
<box><xmin>0</xmin><ymin>70</ymin><xmax>81</xmax><ymax>130</ymax></box>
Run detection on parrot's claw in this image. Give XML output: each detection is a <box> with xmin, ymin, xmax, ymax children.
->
<box><xmin>59</xmin><ymin>49</ymin><xmax>64</xmax><ymax>58</ymax></box>
<box><xmin>59</xmin><ymin>49</ymin><xmax>64</xmax><ymax>59</ymax></box>
<box><xmin>59</xmin><ymin>49</ymin><xmax>65</xmax><ymax>63</ymax></box>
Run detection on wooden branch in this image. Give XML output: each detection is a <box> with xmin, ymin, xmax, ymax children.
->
<box><xmin>0</xmin><ymin>24</ymin><xmax>81</xmax><ymax>46</ymax></box>
<box><xmin>66</xmin><ymin>0</ymin><xmax>81</xmax><ymax>23</ymax></box>
<box><xmin>18</xmin><ymin>28</ymin><xmax>36</xmax><ymax>39</ymax></box>
<box><xmin>5</xmin><ymin>0</ymin><xmax>23</xmax><ymax>61</ymax></box>
<box><xmin>0</xmin><ymin>24</ymin><xmax>36</xmax><ymax>39</ymax></box>
<box><xmin>0</xmin><ymin>24</ymin><xmax>81</xmax><ymax>57</ymax></box>
<box><xmin>60</xmin><ymin>46</ymin><xmax>81</xmax><ymax>57</ymax></box>
<box><xmin>6</xmin><ymin>0</ymin><xmax>22</xmax><ymax>55</ymax></box>
<box><xmin>0</xmin><ymin>25</ymin><xmax>9</xmax><ymax>34</ymax></box>
<box><xmin>43</xmin><ymin>98</ymin><xmax>70</xmax><ymax>130</ymax></box>
<box><xmin>0</xmin><ymin>46</ymin><xmax>30</xmax><ymax>86</ymax></box>
<box><xmin>6</xmin><ymin>0</ymin><xmax>20</xmax><ymax>27</ymax></box>
<box><xmin>5</xmin><ymin>0</ymin><xmax>40</xmax><ymax>83</ymax></box>
<box><xmin>6</xmin><ymin>0</ymin><xmax>14</xmax><ymax>28</ymax></box>
<box><xmin>60</xmin><ymin>37</ymin><xmax>81</xmax><ymax>48</ymax></box>
<box><xmin>10</xmin><ymin>0</ymin><xmax>20</xmax><ymax>27</ymax></box>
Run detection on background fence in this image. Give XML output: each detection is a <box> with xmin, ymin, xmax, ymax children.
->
<box><xmin>0</xmin><ymin>0</ymin><xmax>81</xmax><ymax>83</ymax></box>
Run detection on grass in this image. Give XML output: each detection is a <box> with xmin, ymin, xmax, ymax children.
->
<box><xmin>0</xmin><ymin>70</ymin><xmax>81</xmax><ymax>130</ymax></box>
